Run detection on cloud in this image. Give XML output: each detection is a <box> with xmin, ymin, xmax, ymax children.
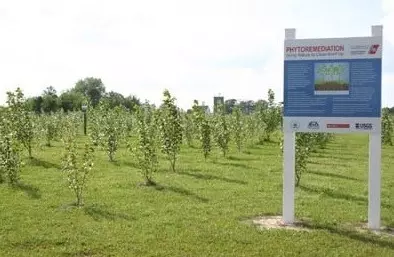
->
<box><xmin>382</xmin><ymin>0</ymin><xmax>394</xmax><ymax>47</ymax></box>
<box><xmin>0</xmin><ymin>0</ymin><xmax>393</xmax><ymax>110</ymax></box>
<box><xmin>0</xmin><ymin>0</ymin><xmax>290</xmax><ymax>109</ymax></box>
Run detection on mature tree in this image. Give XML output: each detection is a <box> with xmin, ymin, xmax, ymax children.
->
<box><xmin>238</xmin><ymin>100</ymin><xmax>255</xmax><ymax>114</ymax></box>
<box><xmin>124</xmin><ymin>95</ymin><xmax>141</xmax><ymax>112</ymax></box>
<box><xmin>388</xmin><ymin>107</ymin><xmax>394</xmax><ymax>114</ymax></box>
<box><xmin>74</xmin><ymin>77</ymin><xmax>105</xmax><ymax>107</ymax></box>
<box><xmin>255</xmin><ymin>99</ymin><xmax>268</xmax><ymax>111</ymax></box>
<box><xmin>43</xmin><ymin>86</ymin><xmax>57</xmax><ymax>96</ymax></box>
<box><xmin>103</xmin><ymin>91</ymin><xmax>125</xmax><ymax>109</ymax></box>
<box><xmin>25</xmin><ymin>96</ymin><xmax>43</xmax><ymax>113</ymax></box>
<box><xmin>224</xmin><ymin>99</ymin><xmax>237</xmax><ymax>114</ymax></box>
<box><xmin>41</xmin><ymin>86</ymin><xmax>60</xmax><ymax>113</ymax></box>
<box><xmin>59</xmin><ymin>90</ymin><xmax>85</xmax><ymax>112</ymax></box>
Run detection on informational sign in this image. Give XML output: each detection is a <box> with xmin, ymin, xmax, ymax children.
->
<box><xmin>283</xmin><ymin>36</ymin><xmax>382</xmax><ymax>133</ymax></box>
<box><xmin>282</xmin><ymin>26</ymin><xmax>383</xmax><ymax>230</ymax></box>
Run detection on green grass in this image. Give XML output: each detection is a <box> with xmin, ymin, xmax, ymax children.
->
<box><xmin>1</xmin><ymin>134</ymin><xmax>394</xmax><ymax>256</ymax></box>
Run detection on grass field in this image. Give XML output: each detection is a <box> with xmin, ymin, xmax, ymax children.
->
<box><xmin>1</xmin><ymin>133</ymin><xmax>394</xmax><ymax>256</ymax></box>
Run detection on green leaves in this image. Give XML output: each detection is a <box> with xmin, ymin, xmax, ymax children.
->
<box><xmin>231</xmin><ymin>106</ymin><xmax>246</xmax><ymax>152</ymax></box>
<box><xmin>0</xmin><ymin>130</ymin><xmax>22</xmax><ymax>185</ymax></box>
<box><xmin>382</xmin><ymin>108</ymin><xmax>393</xmax><ymax>146</ymax></box>
<box><xmin>100</xmin><ymin>104</ymin><xmax>125</xmax><ymax>162</ymax></box>
<box><xmin>294</xmin><ymin>132</ymin><xmax>333</xmax><ymax>186</ymax></box>
<box><xmin>182</xmin><ymin>111</ymin><xmax>195</xmax><ymax>147</ymax></box>
<box><xmin>280</xmin><ymin>131</ymin><xmax>334</xmax><ymax>187</ymax></box>
<box><xmin>89</xmin><ymin>102</ymin><xmax>128</xmax><ymax>162</ymax></box>
<box><xmin>6</xmin><ymin>88</ymin><xmax>35</xmax><ymax>158</ymax></box>
<box><xmin>213</xmin><ymin>103</ymin><xmax>230</xmax><ymax>157</ymax></box>
<box><xmin>158</xmin><ymin>90</ymin><xmax>183</xmax><ymax>172</ymax></box>
<box><xmin>39</xmin><ymin>113</ymin><xmax>61</xmax><ymax>147</ymax></box>
<box><xmin>192</xmin><ymin>100</ymin><xmax>212</xmax><ymax>160</ymax></box>
<box><xmin>132</xmin><ymin>103</ymin><xmax>159</xmax><ymax>185</ymax></box>
<box><xmin>0</xmin><ymin>88</ymin><xmax>35</xmax><ymax>185</ymax></box>
<box><xmin>261</xmin><ymin>89</ymin><xmax>282</xmax><ymax>142</ymax></box>
<box><xmin>295</xmin><ymin>133</ymin><xmax>311</xmax><ymax>187</ymax></box>
<box><xmin>61</xmin><ymin>115</ymin><xmax>94</xmax><ymax>207</ymax></box>
<box><xmin>88</xmin><ymin>107</ymin><xmax>103</xmax><ymax>146</ymax></box>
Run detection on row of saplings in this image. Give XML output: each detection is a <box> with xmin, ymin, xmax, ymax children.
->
<box><xmin>283</xmin><ymin>107</ymin><xmax>394</xmax><ymax>187</ymax></box>
<box><xmin>0</xmin><ymin>88</ymin><xmax>282</xmax><ymax>206</ymax></box>
<box><xmin>1</xmin><ymin>88</ymin><xmax>393</xmax><ymax>207</ymax></box>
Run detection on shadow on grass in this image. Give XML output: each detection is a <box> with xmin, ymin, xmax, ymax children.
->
<box><xmin>152</xmin><ymin>183</ymin><xmax>209</xmax><ymax>203</ymax></box>
<box><xmin>29</xmin><ymin>157</ymin><xmax>61</xmax><ymax>169</ymax></box>
<box><xmin>247</xmin><ymin>144</ymin><xmax>264</xmax><ymax>150</ymax></box>
<box><xmin>61</xmin><ymin>248</ymin><xmax>105</xmax><ymax>257</ymax></box>
<box><xmin>109</xmin><ymin>160</ymin><xmax>121</xmax><ymax>166</ymax></box>
<box><xmin>312</xmin><ymin>152</ymin><xmax>367</xmax><ymax>162</ymax></box>
<box><xmin>122</xmin><ymin>161</ymin><xmax>140</xmax><ymax>169</ymax></box>
<box><xmin>301</xmin><ymin>221</ymin><xmax>394</xmax><ymax>249</ymax></box>
<box><xmin>12</xmin><ymin>182</ymin><xmax>41</xmax><ymax>199</ymax></box>
<box><xmin>299</xmin><ymin>185</ymin><xmax>366</xmax><ymax>203</ymax></box>
<box><xmin>178</xmin><ymin>171</ymin><xmax>247</xmax><ymax>185</ymax></box>
<box><xmin>324</xmin><ymin>144</ymin><xmax>368</xmax><ymax>151</ymax></box>
<box><xmin>307</xmin><ymin>160</ymin><xmax>352</xmax><ymax>168</ymax></box>
<box><xmin>307</xmin><ymin>170</ymin><xmax>361</xmax><ymax>181</ymax></box>
<box><xmin>12</xmin><ymin>238</ymin><xmax>66</xmax><ymax>250</ymax></box>
<box><xmin>84</xmin><ymin>204</ymin><xmax>133</xmax><ymax>221</ymax></box>
<box><xmin>213</xmin><ymin>161</ymin><xmax>251</xmax><ymax>170</ymax></box>
<box><xmin>227</xmin><ymin>155</ymin><xmax>260</xmax><ymax>161</ymax></box>
<box><xmin>299</xmin><ymin>185</ymin><xmax>392</xmax><ymax>209</ymax></box>
<box><xmin>185</xmin><ymin>144</ymin><xmax>199</xmax><ymax>149</ymax></box>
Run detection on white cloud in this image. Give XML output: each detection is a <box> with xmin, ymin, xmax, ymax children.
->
<box><xmin>0</xmin><ymin>0</ymin><xmax>393</xmax><ymax>110</ymax></box>
<box><xmin>0</xmin><ymin>0</ymin><xmax>290</xmax><ymax>109</ymax></box>
<box><xmin>382</xmin><ymin>0</ymin><xmax>394</xmax><ymax>47</ymax></box>
<box><xmin>382</xmin><ymin>72</ymin><xmax>394</xmax><ymax>107</ymax></box>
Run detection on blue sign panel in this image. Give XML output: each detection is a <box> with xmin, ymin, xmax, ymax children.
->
<box><xmin>284</xmin><ymin>58</ymin><xmax>382</xmax><ymax>117</ymax></box>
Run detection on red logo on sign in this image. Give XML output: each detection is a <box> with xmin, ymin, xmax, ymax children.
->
<box><xmin>327</xmin><ymin>124</ymin><xmax>350</xmax><ymax>128</ymax></box>
<box><xmin>368</xmin><ymin>44</ymin><xmax>380</xmax><ymax>54</ymax></box>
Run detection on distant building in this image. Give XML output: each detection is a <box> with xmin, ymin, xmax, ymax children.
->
<box><xmin>200</xmin><ymin>101</ymin><xmax>210</xmax><ymax>114</ymax></box>
<box><xmin>213</xmin><ymin>96</ymin><xmax>224</xmax><ymax>113</ymax></box>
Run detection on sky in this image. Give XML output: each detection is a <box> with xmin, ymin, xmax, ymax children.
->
<box><xmin>0</xmin><ymin>0</ymin><xmax>393</xmax><ymax>110</ymax></box>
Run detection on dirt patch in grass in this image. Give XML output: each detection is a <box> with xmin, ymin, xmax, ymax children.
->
<box><xmin>351</xmin><ymin>223</ymin><xmax>394</xmax><ymax>237</ymax></box>
<box><xmin>250</xmin><ymin>216</ymin><xmax>311</xmax><ymax>232</ymax></box>
<box><xmin>248</xmin><ymin>216</ymin><xmax>394</xmax><ymax>237</ymax></box>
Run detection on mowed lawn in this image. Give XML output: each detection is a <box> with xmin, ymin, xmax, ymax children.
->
<box><xmin>1</xmin><ymin>134</ymin><xmax>394</xmax><ymax>256</ymax></box>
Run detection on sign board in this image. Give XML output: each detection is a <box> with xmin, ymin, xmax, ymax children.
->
<box><xmin>282</xmin><ymin>26</ymin><xmax>383</xmax><ymax>230</ymax></box>
<box><xmin>283</xmin><ymin>35</ymin><xmax>382</xmax><ymax>133</ymax></box>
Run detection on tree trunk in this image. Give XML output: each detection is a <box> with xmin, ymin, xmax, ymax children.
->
<box><xmin>28</xmin><ymin>144</ymin><xmax>32</xmax><ymax>159</ymax></box>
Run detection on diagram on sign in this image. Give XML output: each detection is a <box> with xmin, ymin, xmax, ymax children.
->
<box><xmin>314</xmin><ymin>62</ymin><xmax>350</xmax><ymax>95</ymax></box>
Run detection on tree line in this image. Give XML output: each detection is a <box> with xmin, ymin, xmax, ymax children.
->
<box><xmin>24</xmin><ymin>77</ymin><xmax>141</xmax><ymax>113</ymax></box>
<box><xmin>19</xmin><ymin>76</ymin><xmax>278</xmax><ymax>116</ymax></box>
